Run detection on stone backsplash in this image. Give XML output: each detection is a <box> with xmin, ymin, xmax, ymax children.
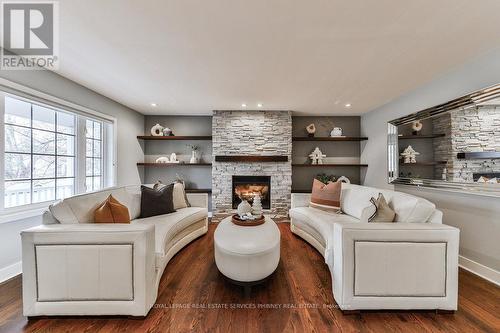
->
<box><xmin>212</xmin><ymin>111</ymin><xmax>292</xmax><ymax>216</ymax></box>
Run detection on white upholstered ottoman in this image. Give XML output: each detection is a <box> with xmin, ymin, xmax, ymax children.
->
<box><xmin>214</xmin><ymin>216</ymin><xmax>280</xmax><ymax>290</ymax></box>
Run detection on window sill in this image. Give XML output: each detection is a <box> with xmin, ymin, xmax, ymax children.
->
<box><xmin>0</xmin><ymin>202</ymin><xmax>53</xmax><ymax>224</ymax></box>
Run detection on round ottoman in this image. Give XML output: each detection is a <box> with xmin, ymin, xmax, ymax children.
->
<box><xmin>214</xmin><ymin>216</ymin><xmax>280</xmax><ymax>286</ymax></box>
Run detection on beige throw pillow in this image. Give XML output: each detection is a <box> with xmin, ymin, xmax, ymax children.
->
<box><xmin>364</xmin><ymin>193</ymin><xmax>395</xmax><ymax>223</ymax></box>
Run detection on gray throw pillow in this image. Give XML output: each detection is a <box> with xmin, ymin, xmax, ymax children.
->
<box><xmin>140</xmin><ymin>184</ymin><xmax>175</xmax><ymax>218</ymax></box>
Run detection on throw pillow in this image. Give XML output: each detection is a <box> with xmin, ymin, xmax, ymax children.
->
<box><xmin>153</xmin><ymin>180</ymin><xmax>190</xmax><ymax>209</ymax></box>
<box><xmin>309</xmin><ymin>179</ymin><xmax>342</xmax><ymax>213</ymax></box>
<box><xmin>172</xmin><ymin>182</ymin><xmax>190</xmax><ymax>209</ymax></box>
<box><xmin>94</xmin><ymin>195</ymin><xmax>131</xmax><ymax>223</ymax></box>
<box><xmin>364</xmin><ymin>193</ymin><xmax>396</xmax><ymax>223</ymax></box>
<box><xmin>140</xmin><ymin>184</ymin><xmax>175</xmax><ymax>218</ymax></box>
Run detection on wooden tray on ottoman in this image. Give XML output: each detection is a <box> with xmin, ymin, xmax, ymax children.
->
<box><xmin>231</xmin><ymin>214</ymin><xmax>265</xmax><ymax>226</ymax></box>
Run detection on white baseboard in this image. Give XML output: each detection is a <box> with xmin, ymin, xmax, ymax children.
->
<box><xmin>0</xmin><ymin>261</ymin><xmax>22</xmax><ymax>283</ymax></box>
<box><xmin>459</xmin><ymin>255</ymin><xmax>500</xmax><ymax>286</ymax></box>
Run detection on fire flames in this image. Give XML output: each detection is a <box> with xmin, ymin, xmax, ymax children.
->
<box><xmin>234</xmin><ymin>185</ymin><xmax>269</xmax><ymax>202</ymax></box>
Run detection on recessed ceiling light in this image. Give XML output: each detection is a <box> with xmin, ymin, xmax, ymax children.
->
<box><xmin>150</xmin><ymin>103</ymin><xmax>157</xmax><ymax>107</ymax></box>
<box><xmin>257</xmin><ymin>103</ymin><xmax>263</xmax><ymax>108</ymax></box>
<box><xmin>241</xmin><ymin>103</ymin><xmax>247</xmax><ymax>108</ymax></box>
<box><xmin>344</xmin><ymin>103</ymin><xmax>351</xmax><ymax>108</ymax></box>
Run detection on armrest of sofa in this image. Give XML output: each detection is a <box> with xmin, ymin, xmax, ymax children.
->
<box><xmin>21</xmin><ymin>224</ymin><xmax>156</xmax><ymax>316</ymax></box>
<box><xmin>187</xmin><ymin>193</ymin><xmax>208</xmax><ymax>208</ymax></box>
<box><xmin>291</xmin><ymin>193</ymin><xmax>311</xmax><ymax>208</ymax></box>
<box><xmin>332</xmin><ymin>222</ymin><xmax>459</xmax><ymax>310</ymax></box>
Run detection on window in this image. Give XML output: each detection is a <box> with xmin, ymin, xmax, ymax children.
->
<box><xmin>85</xmin><ymin>119</ymin><xmax>103</xmax><ymax>192</ymax></box>
<box><xmin>2</xmin><ymin>93</ymin><xmax>115</xmax><ymax>210</ymax></box>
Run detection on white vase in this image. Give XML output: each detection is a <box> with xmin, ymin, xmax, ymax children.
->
<box><xmin>190</xmin><ymin>151</ymin><xmax>198</xmax><ymax>164</ymax></box>
<box><xmin>151</xmin><ymin>124</ymin><xmax>164</xmax><ymax>136</ymax></box>
<box><xmin>237</xmin><ymin>199</ymin><xmax>252</xmax><ymax>216</ymax></box>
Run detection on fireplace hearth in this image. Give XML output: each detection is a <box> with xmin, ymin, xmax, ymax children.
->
<box><xmin>232</xmin><ymin>176</ymin><xmax>271</xmax><ymax>209</ymax></box>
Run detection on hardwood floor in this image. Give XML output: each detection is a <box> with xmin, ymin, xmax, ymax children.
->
<box><xmin>0</xmin><ymin>222</ymin><xmax>499</xmax><ymax>333</ymax></box>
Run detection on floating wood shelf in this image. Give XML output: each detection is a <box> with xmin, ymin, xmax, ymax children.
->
<box><xmin>185</xmin><ymin>189</ymin><xmax>212</xmax><ymax>193</ymax></box>
<box><xmin>215</xmin><ymin>155</ymin><xmax>288</xmax><ymax>162</ymax></box>
<box><xmin>137</xmin><ymin>136</ymin><xmax>212</xmax><ymax>140</ymax></box>
<box><xmin>291</xmin><ymin>189</ymin><xmax>312</xmax><ymax>193</ymax></box>
<box><xmin>399</xmin><ymin>161</ymin><xmax>447</xmax><ymax>166</ymax></box>
<box><xmin>457</xmin><ymin>152</ymin><xmax>500</xmax><ymax>160</ymax></box>
<box><xmin>137</xmin><ymin>163</ymin><xmax>212</xmax><ymax>167</ymax></box>
<box><xmin>292</xmin><ymin>163</ymin><xmax>368</xmax><ymax>167</ymax></box>
<box><xmin>292</xmin><ymin>136</ymin><xmax>368</xmax><ymax>141</ymax></box>
<box><xmin>398</xmin><ymin>134</ymin><xmax>445</xmax><ymax>139</ymax></box>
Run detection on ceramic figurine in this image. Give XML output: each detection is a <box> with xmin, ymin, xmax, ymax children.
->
<box><xmin>330</xmin><ymin>127</ymin><xmax>343</xmax><ymax>137</ymax></box>
<box><xmin>169</xmin><ymin>153</ymin><xmax>180</xmax><ymax>163</ymax></box>
<box><xmin>309</xmin><ymin>147</ymin><xmax>326</xmax><ymax>165</ymax></box>
<box><xmin>163</xmin><ymin>127</ymin><xmax>173</xmax><ymax>136</ymax></box>
<box><xmin>151</xmin><ymin>124</ymin><xmax>164</xmax><ymax>136</ymax></box>
<box><xmin>306</xmin><ymin>123</ymin><xmax>316</xmax><ymax>137</ymax></box>
<box><xmin>155</xmin><ymin>156</ymin><xmax>169</xmax><ymax>163</ymax></box>
<box><xmin>400</xmin><ymin>145</ymin><xmax>420</xmax><ymax>163</ymax></box>
<box><xmin>412</xmin><ymin>121</ymin><xmax>423</xmax><ymax>135</ymax></box>
<box><xmin>237</xmin><ymin>199</ymin><xmax>252</xmax><ymax>217</ymax></box>
<box><xmin>251</xmin><ymin>194</ymin><xmax>263</xmax><ymax>216</ymax></box>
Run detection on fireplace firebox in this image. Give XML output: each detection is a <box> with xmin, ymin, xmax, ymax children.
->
<box><xmin>232</xmin><ymin>176</ymin><xmax>271</xmax><ymax>209</ymax></box>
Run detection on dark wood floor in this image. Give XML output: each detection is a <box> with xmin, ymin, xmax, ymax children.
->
<box><xmin>0</xmin><ymin>223</ymin><xmax>499</xmax><ymax>333</ymax></box>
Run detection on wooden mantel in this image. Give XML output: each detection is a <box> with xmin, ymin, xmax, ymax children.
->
<box><xmin>214</xmin><ymin>155</ymin><xmax>288</xmax><ymax>162</ymax></box>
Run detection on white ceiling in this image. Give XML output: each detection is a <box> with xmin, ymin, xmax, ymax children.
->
<box><xmin>56</xmin><ymin>0</ymin><xmax>500</xmax><ymax>115</ymax></box>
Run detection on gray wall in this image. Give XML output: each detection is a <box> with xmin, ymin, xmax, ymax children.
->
<box><xmin>292</xmin><ymin>116</ymin><xmax>362</xmax><ymax>189</ymax></box>
<box><xmin>142</xmin><ymin>116</ymin><xmax>212</xmax><ymax>188</ymax></box>
<box><xmin>143</xmin><ymin>116</ymin><xmax>213</xmax><ymax>210</ymax></box>
<box><xmin>0</xmin><ymin>69</ymin><xmax>145</xmax><ymax>280</ymax></box>
<box><xmin>360</xmin><ymin>47</ymin><xmax>500</xmax><ymax>272</ymax></box>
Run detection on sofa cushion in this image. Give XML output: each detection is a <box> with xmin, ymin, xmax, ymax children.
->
<box><xmin>341</xmin><ymin>184</ymin><xmax>436</xmax><ymax>223</ymax></box>
<box><xmin>132</xmin><ymin>207</ymin><xmax>207</xmax><ymax>256</ymax></box>
<box><xmin>290</xmin><ymin>206</ymin><xmax>359</xmax><ymax>258</ymax></box>
<box><xmin>50</xmin><ymin>187</ymin><xmax>135</xmax><ymax>224</ymax></box>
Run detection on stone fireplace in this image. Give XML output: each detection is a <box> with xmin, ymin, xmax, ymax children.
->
<box><xmin>232</xmin><ymin>175</ymin><xmax>271</xmax><ymax>209</ymax></box>
<box><xmin>212</xmin><ymin>111</ymin><xmax>292</xmax><ymax>216</ymax></box>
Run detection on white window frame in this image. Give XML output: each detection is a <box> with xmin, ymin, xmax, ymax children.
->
<box><xmin>0</xmin><ymin>78</ymin><xmax>117</xmax><ymax>223</ymax></box>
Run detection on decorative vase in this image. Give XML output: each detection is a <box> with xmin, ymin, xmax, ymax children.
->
<box><xmin>189</xmin><ymin>150</ymin><xmax>198</xmax><ymax>164</ymax></box>
<box><xmin>151</xmin><ymin>124</ymin><xmax>164</xmax><ymax>136</ymax></box>
<box><xmin>306</xmin><ymin>123</ymin><xmax>316</xmax><ymax>137</ymax></box>
<box><xmin>252</xmin><ymin>194</ymin><xmax>263</xmax><ymax>216</ymax></box>
<box><xmin>411</xmin><ymin>121</ymin><xmax>423</xmax><ymax>135</ymax></box>
<box><xmin>237</xmin><ymin>199</ymin><xmax>252</xmax><ymax>216</ymax></box>
<box><xmin>330</xmin><ymin>127</ymin><xmax>343</xmax><ymax>137</ymax></box>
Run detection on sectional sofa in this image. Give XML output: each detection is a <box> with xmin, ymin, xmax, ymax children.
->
<box><xmin>21</xmin><ymin>185</ymin><xmax>208</xmax><ymax>317</ymax></box>
<box><xmin>289</xmin><ymin>183</ymin><xmax>460</xmax><ymax>311</ymax></box>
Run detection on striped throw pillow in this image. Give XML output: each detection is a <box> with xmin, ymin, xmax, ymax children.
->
<box><xmin>309</xmin><ymin>179</ymin><xmax>342</xmax><ymax>213</ymax></box>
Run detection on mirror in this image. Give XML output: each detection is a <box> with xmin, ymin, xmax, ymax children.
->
<box><xmin>388</xmin><ymin>83</ymin><xmax>500</xmax><ymax>196</ymax></box>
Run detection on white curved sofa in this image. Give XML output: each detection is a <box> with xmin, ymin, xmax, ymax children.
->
<box><xmin>21</xmin><ymin>185</ymin><xmax>208</xmax><ymax>317</ymax></box>
<box><xmin>289</xmin><ymin>183</ymin><xmax>459</xmax><ymax>311</ymax></box>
